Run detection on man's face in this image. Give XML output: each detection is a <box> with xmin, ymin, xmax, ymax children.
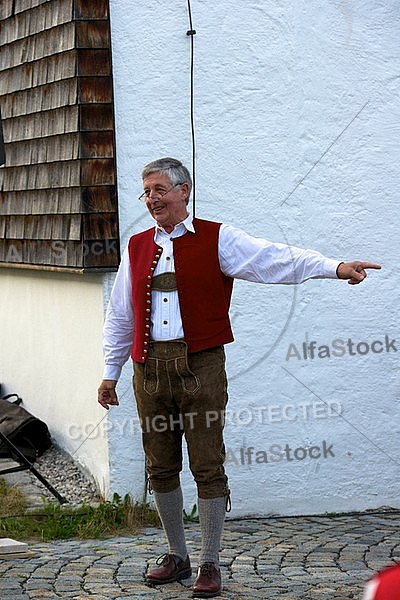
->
<box><xmin>142</xmin><ymin>172</ymin><xmax>189</xmax><ymax>233</ymax></box>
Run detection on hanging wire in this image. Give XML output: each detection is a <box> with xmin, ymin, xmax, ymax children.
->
<box><xmin>186</xmin><ymin>0</ymin><xmax>197</xmax><ymax>215</ymax></box>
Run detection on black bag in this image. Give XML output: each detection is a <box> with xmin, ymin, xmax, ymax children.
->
<box><xmin>0</xmin><ymin>394</ymin><xmax>52</xmax><ymax>462</ymax></box>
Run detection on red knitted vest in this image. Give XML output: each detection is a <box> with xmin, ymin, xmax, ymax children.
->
<box><xmin>128</xmin><ymin>218</ymin><xmax>234</xmax><ymax>362</ymax></box>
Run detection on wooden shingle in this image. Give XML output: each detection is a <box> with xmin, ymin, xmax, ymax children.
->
<box><xmin>1</xmin><ymin>189</ymin><xmax>82</xmax><ymax>216</ymax></box>
<box><xmin>0</xmin><ymin>1</ymin><xmax>14</xmax><ymax>21</ymax></box>
<box><xmin>74</xmin><ymin>0</ymin><xmax>108</xmax><ymax>20</ymax></box>
<box><xmin>1</xmin><ymin>50</ymin><xmax>76</xmax><ymax>93</ymax></box>
<box><xmin>76</xmin><ymin>21</ymin><xmax>110</xmax><ymax>49</ymax></box>
<box><xmin>79</xmin><ymin>131</ymin><xmax>114</xmax><ymax>159</ymax></box>
<box><xmin>2</xmin><ymin>106</ymin><xmax>79</xmax><ymax>142</ymax></box>
<box><xmin>1</xmin><ymin>22</ymin><xmax>75</xmax><ymax>69</ymax></box>
<box><xmin>81</xmin><ymin>186</ymin><xmax>116</xmax><ymax>213</ymax></box>
<box><xmin>78</xmin><ymin>78</ymin><xmax>113</xmax><ymax>104</ymax></box>
<box><xmin>0</xmin><ymin>0</ymin><xmax>119</xmax><ymax>271</ymax></box>
<box><xmin>15</xmin><ymin>1</ymin><xmax>56</xmax><ymax>14</ymax></box>
<box><xmin>4</xmin><ymin>133</ymin><xmax>80</xmax><ymax>166</ymax></box>
<box><xmin>1</xmin><ymin>80</ymin><xmax>78</xmax><ymax>119</ymax></box>
<box><xmin>1</xmin><ymin>0</ymin><xmax>74</xmax><ymax>45</ymax></box>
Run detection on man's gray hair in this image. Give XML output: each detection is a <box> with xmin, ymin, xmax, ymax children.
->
<box><xmin>141</xmin><ymin>157</ymin><xmax>192</xmax><ymax>202</ymax></box>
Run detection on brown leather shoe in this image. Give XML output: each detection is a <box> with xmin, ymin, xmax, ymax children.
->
<box><xmin>146</xmin><ymin>553</ymin><xmax>192</xmax><ymax>584</ymax></box>
<box><xmin>192</xmin><ymin>562</ymin><xmax>222</xmax><ymax>598</ymax></box>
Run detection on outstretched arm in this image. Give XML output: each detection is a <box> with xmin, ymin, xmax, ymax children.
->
<box><xmin>336</xmin><ymin>261</ymin><xmax>381</xmax><ymax>285</ymax></box>
<box><xmin>218</xmin><ymin>224</ymin><xmax>381</xmax><ymax>285</ymax></box>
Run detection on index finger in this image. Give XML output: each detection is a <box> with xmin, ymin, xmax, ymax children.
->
<box><xmin>359</xmin><ymin>262</ymin><xmax>381</xmax><ymax>270</ymax></box>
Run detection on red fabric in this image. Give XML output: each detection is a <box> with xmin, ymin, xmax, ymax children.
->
<box><xmin>128</xmin><ymin>218</ymin><xmax>234</xmax><ymax>362</ymax></box>
<box><xmin>128</xmin><ymin>228</ymin><xmax>160</xmax><ymax>363</ymax></box>
<box><xmin>365</xmin><ymin>564</ymin><xmax>400</xmax><ymax>599</ymax></box>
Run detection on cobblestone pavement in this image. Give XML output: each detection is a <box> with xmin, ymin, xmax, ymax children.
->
<box><xmin>0</xmin><ymin>511</ymin><xmax>399</xmax><ymax>599</ymax></box>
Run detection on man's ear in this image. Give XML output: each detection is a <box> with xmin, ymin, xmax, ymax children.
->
<box><xmin>180</xmin><ymin>182</ymin><xmax>190</xmax><ymax>203</ymax></box>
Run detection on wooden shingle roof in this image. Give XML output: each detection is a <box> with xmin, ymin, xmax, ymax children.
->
<box><xmin>0</xmin><ymin>0</ymin><xmax>119</xmax><ymax>271</ymax></box>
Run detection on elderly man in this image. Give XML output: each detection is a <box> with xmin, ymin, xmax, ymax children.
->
<box><xmin>98</xmin><ymin>157</ymin><xmax>380</xmax><ymax>598</ymax></box>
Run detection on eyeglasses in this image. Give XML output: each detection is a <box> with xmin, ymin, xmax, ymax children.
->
<box><xmin>138</xmin><ymin>183</ymin><xmax>182</xmax><ymax>203</ymax></box>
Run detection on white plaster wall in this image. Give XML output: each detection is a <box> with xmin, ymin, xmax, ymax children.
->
<box><xmin>0</xmin><ymin>269</ymin><xmax>110</xmax><ymax>496</ymax></box>
<box><xmin>108</xmin><ymin>0</ymin><xmax>400</xmax><ymax>516</ymax></box>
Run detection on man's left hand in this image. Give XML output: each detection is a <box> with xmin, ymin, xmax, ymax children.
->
<box><xmin>337</xmin><ymin>261</ymin><xmax>381</xmax><ymax>285</ymax></box>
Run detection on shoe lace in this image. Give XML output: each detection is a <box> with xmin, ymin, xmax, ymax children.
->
<box><xmin>199</xmin><ymin>562</ymin><xmax>215</xmax><ymax>578</ymax></box>
<box><xmin>156</xmin><ymin>553</ymin><xmax>172</xmax><ymax>566</ymax></box>
<box><xmin>156</xmin><ymin>553</ymin><xmax>182</xmax><ymax>568</ymax></box>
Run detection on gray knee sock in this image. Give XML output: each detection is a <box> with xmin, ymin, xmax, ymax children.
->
<box><xmin>153</xmin><ymin>487</ymin><xmax>188</xmax><ymax>560</ymax></box>
<box><xmin>198</xmin><ymin>497</ymin><xmax>226</xmax><ymax>567</ymax></box>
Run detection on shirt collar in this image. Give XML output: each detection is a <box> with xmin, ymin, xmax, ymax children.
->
<box><xmin>154</xmin><ymin>214</ymin><xmax>195</xmax><ymax>239</ymax></box>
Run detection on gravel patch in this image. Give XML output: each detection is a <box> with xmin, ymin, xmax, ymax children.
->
<box><xmin>0</xmin><ymin>444</ymin><xmax>102</xmax><ymax>507</ymax></box>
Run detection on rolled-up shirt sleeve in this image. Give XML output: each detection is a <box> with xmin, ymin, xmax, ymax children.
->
<box><xmin>102</xmin><ymin>245</ymin><xmax>134</xmax><ymax>381</ymax></box>
<box><xmin>218</xmin><ymin>224</ymin><xmax>340</xmax><ymax>284</ymax></box>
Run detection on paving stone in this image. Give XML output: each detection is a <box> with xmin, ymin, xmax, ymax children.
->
<box><xmin>0</xmin><ymin>538</ymin><xmax>29</xmax><ymax>554</ymax></box>
<box><xmin>0</xmin><ymin>512</ymin><xmax>398</xmax><ymax>599</ymax></box>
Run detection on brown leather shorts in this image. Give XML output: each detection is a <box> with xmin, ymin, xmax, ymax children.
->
<box><xmin>133</xmin><ymin>341</ymin><xmax>229</xmax><ymax>499</ymax></box>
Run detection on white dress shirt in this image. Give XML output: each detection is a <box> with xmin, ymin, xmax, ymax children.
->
<box><xmin>102</xmin><ymin>215</ymin><xmax>340</xmax><ymax>380</ymax></box>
